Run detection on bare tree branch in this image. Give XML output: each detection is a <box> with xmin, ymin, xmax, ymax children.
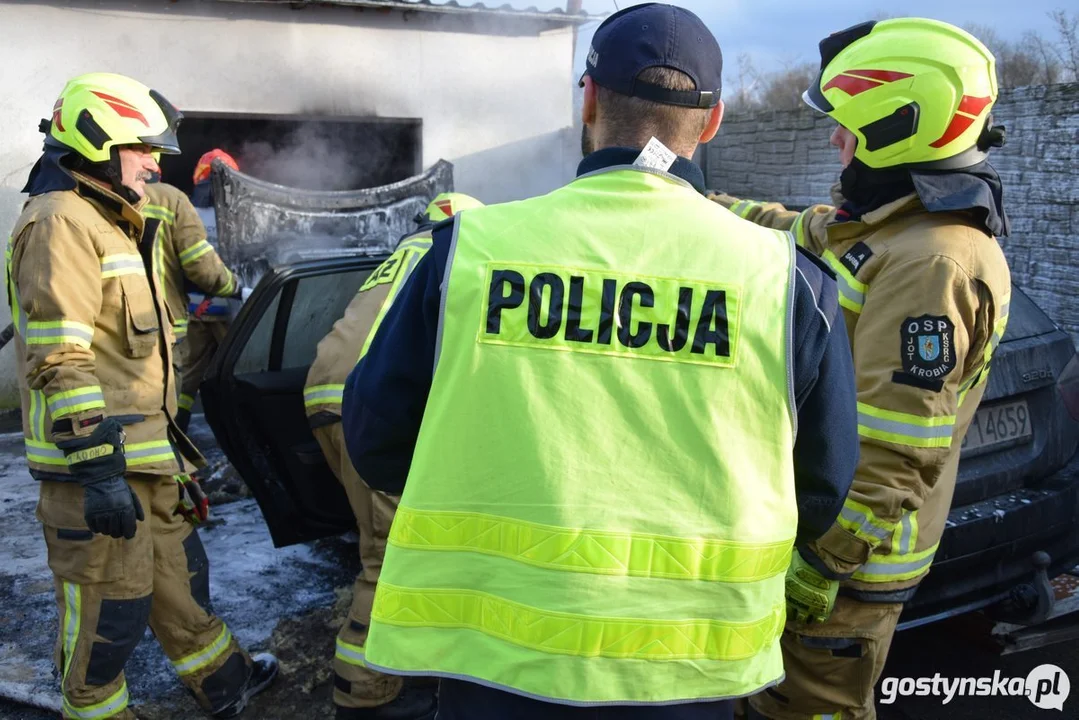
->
<box><xmin>724</xmin><ymin>12</ymin><xmax>1077</xmax><ymax>113</ymax></box>
<box><xmin>1049</xmin><ymin>9</ymin><xmax>1079</xmax><ymax>79</ymax></box>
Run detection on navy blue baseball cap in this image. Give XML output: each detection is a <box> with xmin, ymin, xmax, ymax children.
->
<box><xmin>580</xmin><ymin>3</ymin><xmax>723</xmax><ymax>108</ymax></box>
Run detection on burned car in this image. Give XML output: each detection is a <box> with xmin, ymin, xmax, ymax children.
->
<box><xmin>201</xmin><ymin>165</ymin><xmax>1079</xmax><ymax>630</ymax></box>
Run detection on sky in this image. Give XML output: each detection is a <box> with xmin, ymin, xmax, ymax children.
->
<box><xmin>507</xmin><ymin>0</ymin><xmax>1066</xmax><ymax>82</ymax></box>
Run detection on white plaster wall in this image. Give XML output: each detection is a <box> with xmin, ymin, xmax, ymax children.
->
<box><xmin>0</xmin><ymin>0</ymin><xmax>581</xmax><ymax>408</ymax></box>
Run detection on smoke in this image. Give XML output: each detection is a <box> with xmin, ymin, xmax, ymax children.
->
<box><xmin>239</xmin><ymin>122</ymin><xmax>401</xmax><ymax>192</ymax></box>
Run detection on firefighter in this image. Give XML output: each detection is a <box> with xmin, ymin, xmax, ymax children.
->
<box><xmin>342</xmin><ymin>4</ymin><xmax>860</xmax><ymax>719</ymax></box>
<box><xmin>304</xmin><ymin>192</ymin><xmax>484</xmax><ymax>720</ymax></box>
<box><xmin>9</xmin><ymin>72</ymin><xmax>277</xmax><ymax>719</ymax></box>
<box><xmin>169</xmin><ymin>149</ymin><xmax>244</xmax><ymax>430</ymax></box>
<box><xmin>142</xmin><ymin>178</ymin><xmax>240</xmax><ymax>431</ymax></box>
<box><xmin>190</xmin><ymin>148</ymin><xmax>237</xmax><ymax>242</ymax></box>
<box><xmin>709</xmin><ymin>19</ymin><xmax>1012</xmax><ymax>720</ymax></box>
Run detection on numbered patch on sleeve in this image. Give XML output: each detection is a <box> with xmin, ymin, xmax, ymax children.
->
<box><xmin>900</xmin><ymin>315</ymin><xmax>956</xmax><ymax>383</ymax></box>
<box><xmin>359</xmin><ymin>252</ymin><xmax>404</xmax><ymax>293</ymax></box>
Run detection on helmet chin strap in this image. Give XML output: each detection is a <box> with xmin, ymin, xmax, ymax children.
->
<box><xmin>105</xmin><ymin>147</ymin><xmax>144</xmax><ymax>205</ymax></box>
<box><xmin>69</xmin><ymin>151</ymin><xmax>143</xmax><ymax>205</ymax></box>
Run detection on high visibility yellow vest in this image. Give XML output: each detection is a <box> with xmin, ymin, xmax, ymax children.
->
<box><xmin>365</xmin><ymin>167</ymin><xmax>799</xmax><ymax>705</ymax></box>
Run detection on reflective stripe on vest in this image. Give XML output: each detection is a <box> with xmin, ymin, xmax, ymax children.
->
<box><xmin>60</xmin><ymin>583</ymin><xmax>132</xmax><ymax>720</ymax></box>
<box><xmin>171</xmin><ymin>626</ymin><xmax>233</xmax><ymax>676</ymax></box>
<box><xmin>336</xmin><ymin>638</ymin><xmax>367</xmax><ymax>667</ymax></box>
<box><xmin>151</xmin><ymin>219</ymin><xmax>170</xmax><ymax>324</ymax></box>
<box><xmin>28</xmin><ymin>389</ymin><xmax>66</xmax><ymax>466</ymax></box>
<box><xmin>6</xmin><ymin>253</ymin><xmax>71</xmax><ymax>467</ymax></box>
<box><xmin>63</xmin><ymin>683</ymin><xmax>129</xmax><ymax>720</ymax></box>
<box><xmin>854</xmin><ymin>510</ymin><xmax>938</xmax><ymax>583</ymax></box>
<box><xmin>302</xmin><ymin>231</ymin><xmax>434</xmax><ymax>415</ymax></box>
<box><xmin>853</xmin><ymin>542</ymin><xmax>939</xmax><ymax>583</ymax></box>
<box><xmin>179</xmin><ymin>239</ymin><xmax>214</xmax><ymax>266</ymax></box>
<box><xmin>47</xmin><ymin>386</ymin><xmax>106</xmax><ymax>420</ymax></box>
<box><xmin>143</xmin><ymin>203</ymin><xmax>176</xmax><ymax>224</ymax></box>
<box><xmin>365</xmin><ymin>166</ymin><xmax>798</xmax><ymax>705</ymax></box>
<box><xmin>25</xmin><ymin>320</ymin><xmax>94</xmax><ymax>349</ymax></box>
<box><xmin>125</xmin><ymin>439</ymin><xmax>176</xmax><ymax>466</ymax></box>
<box><xmin>857</xmin><ymin>402</ymin><xmax>956</xmax><ymax>449</ymax></box>
<box><xmin>836</xmin><ymin>497</ymin><xmax>894</xmax><ymax>549</ymax></box>
<box><xmin>793</xmin><ymin>209</ymin><xmax>811</xmax><ymax>248</ymax></box>
<box><xmin>357</xmin><ymin>236</ymin><xmax>433</xmax><ymax>360</ymax></box>
<box><xmin>100</xmin><ymin>254</ymin><xmax>145</xmax><ymax>278</ymax></box>
<box><xmin>730</xmin><ymin>199</ymin><xmax>762</xmax><ymax>219</ymax></box>
<box><xmin>304</xmin><ymin>384</ymin><xmax>345</xmax><ymax>409</ymax></box>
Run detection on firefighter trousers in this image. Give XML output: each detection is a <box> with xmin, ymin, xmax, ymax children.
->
<box><xmin>176</xmin><ymin>319</ymin><xmax>229</xmax><ymax>431</ymax></box>
<box><xmin>37</xmin><ymin>474</ymin><xmax>252</xmax><ymax>719</ymax></box>
<box><xmin>313</xmin><ymin>422</ymin><xmax>403</xmax><ymax>709</ymax></box>
<box><xmin>749</xmin><ymin>596</ymin><xmax>903</xmax><ymax>720</ymax></box>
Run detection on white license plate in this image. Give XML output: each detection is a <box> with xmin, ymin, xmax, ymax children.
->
<box><xmin>961</xmin><ymin>399</ymin><xmax>1032</xmax><ymax>456</ymax></box>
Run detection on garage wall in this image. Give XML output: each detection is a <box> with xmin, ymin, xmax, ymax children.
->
<box><xmin>0</xmin><ymin>0</ymin><xmax>582</xmax><ymax>408</ymax></box>
<box><xmin>704</xmin><ymin>83</ymin><xmax>1079</xmax><ymax>348</ymax></box>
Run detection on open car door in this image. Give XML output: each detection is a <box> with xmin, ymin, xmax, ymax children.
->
<box><xmin>202</xmin><ymin>255</ymin><xmax>388</xmax><ymax>547</ymax></box>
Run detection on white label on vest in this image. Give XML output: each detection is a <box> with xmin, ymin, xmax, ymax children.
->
<box><xmin>633</xmin><ymin>137</ymin><xmax>677</xmax><ymax>172</ymax></box>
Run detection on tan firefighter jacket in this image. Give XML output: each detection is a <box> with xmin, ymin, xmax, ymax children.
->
<box><xmin>7</xmin><ymin>174</ymin><xmax>204</xmax><ymax>479</ymax></box>
<box><xmin>304</xmin><ymin>229</ymin><xmax>434</xmax><ymax>421</ymax></box>
<box><xmin>142</xmin><ymin>182</ymin><xmax>238</xmax><ymax>339</ymax></box>
<box><xmin>710</xmin><ymin>186</ymin><xmax>1011</xmax><ymax>595</ymax></box>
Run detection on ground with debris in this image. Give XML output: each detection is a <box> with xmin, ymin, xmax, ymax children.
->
<box><xmin>0</xmin><ymin>418</ymin><xmax>357</xmax><ymax>719</ymax></box>
<box><xmin>2</xmin><ymin>419</ymin><xmax>1078</xmax><ymax>719</ymax></box>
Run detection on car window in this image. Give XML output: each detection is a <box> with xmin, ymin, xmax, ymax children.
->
<box><xmin>281</xmin><ymin>270</ymin><xmax>371</xmax><ymax>370</ymax></box>
<box><xmin>235</xmin><ymin>293</ymin><xmax>281</xmax><ymax>375</ymax></box>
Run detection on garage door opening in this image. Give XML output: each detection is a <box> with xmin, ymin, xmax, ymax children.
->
<box><xmin>159</xmin><ymin>112</ymin><xmax>422</xmax><ymax>194</ymax></box>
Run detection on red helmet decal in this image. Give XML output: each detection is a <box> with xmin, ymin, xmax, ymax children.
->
<box><xmin>91</xmin><ymin>91</ymin><xmax>149</xmax><ymax>127</ymax></box>
<box><xmin>822</xmin><ymin>69</ymin><xmax>913</xmax><ymax>97</ymax></box>
<box><xmin>435</xmin><ymin>199</ymin><xmax>454</xmax><ymax>217</ymax></box>
<box><xmin>930</xmin><ymin>95</ymin><xmax>992</xmax><ymax>148</ymax></box>
<box><xmin>52</xmin><ymin>98</ymin><xmax>65</xmax><ymax>132</ymax></box>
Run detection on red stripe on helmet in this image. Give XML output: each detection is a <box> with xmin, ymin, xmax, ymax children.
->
<box><xmin>822</xmin><ymin>69</ymin><xmax>913</xmax><ymax>97</ymax></box>
<box><xmin>91</xmin><ymin>91</ymin><xmax>149</xmax><ymax>127</ymax></box>
<box><xmin>435</xmin><ymin>200</ymin><xmax>454</xmax><ymax>217</ymax></box>
<box><xmin>52</xmin><ymin>98</ymin><xmax>65</xmax><ymax>132</ymax></box>
<box><xmin>845</xmin><ymin>69</ymin><xmax>913</xmax><ymax>83</ymax></box>
<box><xmin>930</xmin><ymin>95</ymin><xmax>993</xmax><ymax>148</ymax></box>
<box><xmin>930</xmin><ymin>114</ymin><xmax>976</xmax><ymax>148</ymax></box>
<box><xmin>958</xmin><ymin>95</ymin><xmax>993</xmax><ymax>115</ymax></box>
<box><xmin>822</xmin><ymin>74</ymin><xmax>882</xmax><ymax>97</ymax></box>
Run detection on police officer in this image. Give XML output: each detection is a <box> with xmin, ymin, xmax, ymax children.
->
<box><xmin>711</xmin><ymin>19</ymin><xmax>1011</xmax><ymax>720</ymax></box>
<box><xmin>342</xmin><ymin>5</ymin><xmax>860</xmax><ymax>719</ymax></box>
<box><xmin>304</xmin><ymin>192</ymin><xmax>483</xmax><ymax>720</ymax></box>
<box><xmin>10</xmin><ymin>73</ymin><xmax>276</xmax><ymax>719</ymax></box>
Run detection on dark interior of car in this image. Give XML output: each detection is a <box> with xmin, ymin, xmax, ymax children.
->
<box><xmin>203</xmin><ymin>259</ymin><xmax>382</xmax><ymax>547</ymax></box>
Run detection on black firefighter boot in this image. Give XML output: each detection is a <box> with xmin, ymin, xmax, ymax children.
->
<box><xmin>335</xmin><ymin>683</ymin><xmax>438</xmax><ymax>720</ymax></box>
<box><xmin>212</xmin><ymin>653</ymin><xmax>280</xmax><ymax>718</ymax></box>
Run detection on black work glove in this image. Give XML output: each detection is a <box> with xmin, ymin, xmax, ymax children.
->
<box><xmin>56</xmin><ymin>418</ymin><xmax>144</xmax><ymax>539</ymax></box>
<box><xmin>81</xmin><ymin>476</ymin><xmax>144</xmax><ymax>539</ymax></box>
